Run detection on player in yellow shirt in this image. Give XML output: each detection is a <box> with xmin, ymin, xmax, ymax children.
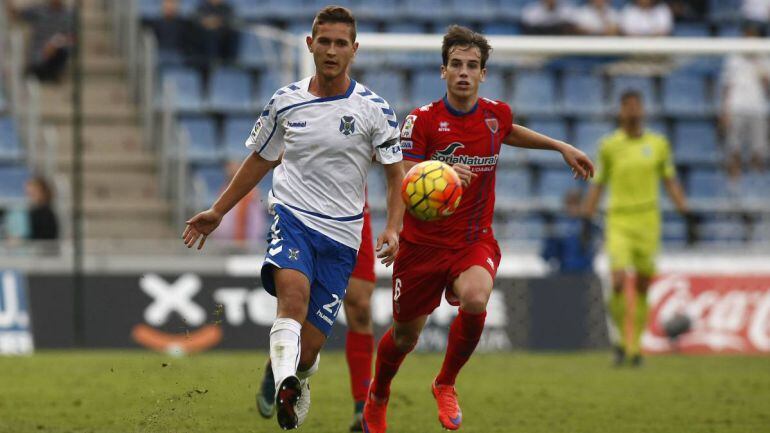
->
<box><xmin>583</xmin><ymin>90</ymin><xmax>692</xmax><ymax>366</ymax></box>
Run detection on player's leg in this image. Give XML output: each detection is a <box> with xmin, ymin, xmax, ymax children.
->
<box><xmin>605</xmin><ymin>218</ymin><xmax>634</xmax><ymax>365</ymax></box>
<box><xmin>363</xmin><ymin>315</ymin><xmax>429</xmax><ymax>433</ymax></box>
<box><xmin>344</xmin><ymin>276</ymin><xmax>375</xmax><ymax>431</ymax></box>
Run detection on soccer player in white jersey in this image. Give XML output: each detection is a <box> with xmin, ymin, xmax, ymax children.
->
<box><xmin>183</xmin><ymin>6</ymin><xmax>405</xmax><ymax>430</ymax></box>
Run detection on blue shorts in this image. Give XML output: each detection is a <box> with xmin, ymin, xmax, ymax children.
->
<box><xmin>261</xmin><ymin>204</ymin><xmax>358</xmax><ymax>336</ymax></box>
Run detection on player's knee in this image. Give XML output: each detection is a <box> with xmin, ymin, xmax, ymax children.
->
<box><xmin>457</xmin><ymin>285</ymin><xmax>491</xmax><ymax>313</ymax></box>
<box><xmin>392</xmin><ymin>328</ymin><xmax>419</xmax><ymax>353</ymax></box>
<box><xmin>344</xmin><ymin>298</ymin><xmax>372</xmax><ymax>330</ymax></box>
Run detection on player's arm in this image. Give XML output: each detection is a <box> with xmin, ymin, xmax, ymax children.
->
<box><xmin>582</xmin><ymin>184</ymin><xmax>604</xmax><ymax>219</ymax></box>
<box><xmin>183</xmin><ymin>152</ymin><xmax>278</xmax><ymax>250</ymax></box>
<box><xmin>503</xmin><ymin>124</ymin><xmax>594</xmax><ymax>180</ymax></box>
<box><xmin>663</xmin><ymin>178</ymin><xmax>688</xmax><ymax>215</ymax></box>
<box><xmin>377</xmin><ymin>161</ymin><xmax>406</xmax><ymax>266</ymax></box>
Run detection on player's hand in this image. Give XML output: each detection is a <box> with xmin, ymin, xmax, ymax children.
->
<box><xmin>183</xmin><ymin>209</ymin><xmax>223</xmax><ymax>250</ymax></box>
<box><xmin>452</xmin><ymin>163</ymin><xmax>477</xmax><ymax>188</ymax></box>
<box><xmin>684</xmin><ymin>212</ymin><xmax>699</xmax><ymax>246</ymax></box>
<box><xmin>561</xmin><ymin>145</ymin><xmax>595</xmax><ymax>181</ymax></box>
<box><xmin>376</xmin><ymin>228</ymin><xmax>399</xmax><ymax>267</ymax></box>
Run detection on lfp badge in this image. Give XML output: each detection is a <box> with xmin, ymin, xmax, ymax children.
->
<box><xmin>0</xmin><ymin>270</ymin><xmax>34</xmax><ymax>355</ymax></box>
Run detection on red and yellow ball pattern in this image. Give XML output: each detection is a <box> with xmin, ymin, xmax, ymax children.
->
<box><xmin>401</xmin><ymin>160</ymin><xmax>463</xmax><ymax>221</ymax></box>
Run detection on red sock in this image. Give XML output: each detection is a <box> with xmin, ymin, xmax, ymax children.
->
<box><xmin>345</xmin><ymin>330</ymin><xmax>374</xmax><ymax>404</ymax></box>
<box><xmin>370</xmin><ymin>327</ymin><xmax>412</xmax><ymax>400</ymax></box>
<box><xmin>435</xmin><ymin>309</ymin><xmax>486</xmax><ymax>386</ymax></box>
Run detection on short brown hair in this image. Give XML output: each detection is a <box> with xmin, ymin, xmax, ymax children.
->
<box><xmin>442</xmin><ymin>25</ymin><xmax>492</xmax><ymax>68</ymax></box>
<box><xmin>311</xmin><ymin>5</ymin><xmax>357</xmax><ymax>41</ymax></box>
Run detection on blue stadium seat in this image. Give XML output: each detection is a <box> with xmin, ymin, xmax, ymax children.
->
<box><xmin>574</xmin><ymin>120</ymin><xmax>614</xmax><ymax>158</ymax></box>
<box><xmin>0</xmin><ymin>166</ymin><xmax>29</xmax><ymax>200</ymax></box>
<box><xmin>698</xmin><ymin>220</ymin><xmax>745</xmax><ymax>244</ymax></box>
<box><xmin>363</xmin><ymin>71</ymin><xmax>408</xmax><ymax>109</ymax></box>
<box><xmin>209</xmin><ymin>67</ymin><xmax>254</xmax><ymax>111</ymax></box>
<box><xmin>0</xmin><ymin>117</ymin><xmax>23</xmax><ymax>162</ymax></box>
<box><xmin>687</xmin><ymin>169</ymin><xmax>728</xmax><ymax>200</ymax></box>
<box><xmin>411</xmin><ymin>70</ymin><xmax>446</xmax><ymax>107</ymax></box>
<box><xmin>383</xmin><ymin>22</ymin><xmax>426</xmax><ymax>34</ymax></box>
<box><xmin>526</xmin><ymin>119</ymin><xmax>568</xmax><ymax>164</ymax></box>
<box><xmin>449</xmin><ymin>0</ymin><xmax>495</xmax><ymax>22</ymax></box>
<box><xmin>662</xmin><ymin>73</ymin><xmax>712</xmax><ymax>115</ymax></box>
<box><xmin>138</xmin><ymin>0</ymin><xmax>161</xmax><ymax>18</ymax></box>
<box><xmin>562</xmin><ymin>73</ymin><xmax>606</xmax><ymax>115</ymax></box>
<box><xmin>741</xmin><ymin>172</ymin><xmax>770</xmax><ymax>204</ymax></box>
<box><xmin>358</xmin><ymin>0</ymin><xmax>400</xmax><ymax>20</ymax></box>
<box><xmin>257</xmin><ymin>69</ymin><xmax>286</xmax><ymax>106</ymax></box>
<box><xmin>482</xmin><ymin>22</ymin><xmax>522</xmax><ymax>36</ymax></box>
<box><xmin>497</xmin><ymin>0</ymin><xmax>535</xmax><ymax>20</ymax></box>
<box><xmin>538</xmin><ymin>169</ymin><xmax>583</xmax><ymax>202</ymax></box>
<box><xmin>367</xmin><ymin>169</ymin><xmax>387</xmax><ymax>209</ymax></box>
<box><xmin>610</xmin><ymin>76</ymin><xmax>656</xmax><ymax>112</ymax></box>
<box><xmin>254</xmin><ymin>0</ymin><xmax>309</xmax><ymax>20</ymax></box>
<box><xmin>717</xmin><ymin>24</ymin><xmax>741</xmax><ymax>37</ymax></box>
<box><xmin>223</xmin><ymin>116</ymin><xmax>257</xmax><ymax>159</ymax></box>
<box><xmin>286</xmin><ymin>20</ymin><xmax>313</xmax><ymax>35</ymax></box>
<box><xmin>238</xmin><ymin>33</ymin><xmax>279</xmax><ymax>67</ymax></box>
<box><xmin>673</xmin><ymin>23</ymin><xmax>710</xmax><ymax>37</ymax></box>
<box><xmin>673</xmin><ymin>120</ymin><xmax>719</xmax><ymax>164</ymax></box>
<box><xmin>709</xmin><ymin>0</ymin><xmax>742</xmax><ymax>22</ymax></box>
<box><xmin>512</xmin><ymin>71</ymin><xmax>557</xmax><ymax>115</ymax></box>
<box><xmin>662</xmin><ymin>214</ymin><xmax>686</xmax><ymax>245</ymax></box>
<box><xmin>498</xmin><ymin>145</ymin><xmax>524</xmax><ymax>165</ymax></box>
<box><xmin>496</xmin><ymin>169</ymin><xmax>532</xmax><ymax>204</ymax></box>
<box><xmin>193</xmin><ymin>166</ymin><xmax>226</xmax><ymax>204</ymax></box>
<box><xmin>402</xmin><ymin>0</ymin><xmax>448</xmax><ymax>21</ymax></box>
<box><xmin>479</xmin><ymin>70</ymin><xmax>507</xmax><ymax>101</ymax></box>
<box><xmin>179</xmin><ymin>117</ymin><xmax>221</xmax><ymax>163</ymax></box>
<box><xmin>160</xmin><ymin>67</ymin><xmax>203</xmax><ymax>110</ymax></box>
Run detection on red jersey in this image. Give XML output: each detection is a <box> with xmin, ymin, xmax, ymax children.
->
<box><xmin>400</xmin><ymin>96</ymin><xmax>513</xmax><ymax>248</ymax></box>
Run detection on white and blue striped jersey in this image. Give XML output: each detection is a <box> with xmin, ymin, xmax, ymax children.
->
<box><xmin>246</xmin><ymin>76</ymin><xmax>402</xmax><ymax>250</ymax></box>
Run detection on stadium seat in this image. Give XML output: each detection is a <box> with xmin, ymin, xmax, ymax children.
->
<box><xmin>537</xmin><ymin>169</ymin><xmax>583</xmax><ymax>203</ymax></box>
<box><xmin>479</xmin><ymin>69</ymin><xmax>507</xmax><ymax>101</ymax></box>
<box><xmin>741</xmin><ymin>172</ymin><xmax>770</xmax><ymax>204</ymax></box>
<box><xmin>526</xmin><ymin>120</ymin><xmax>568</xmax><ymax>164</ymax></box>
<box><xmin>0</xmin><ymin>117</ymin><xmax>23</xmax><ymax>162</ymax></box>
<box><xmin>482</xmin><ymin>22</ymin><xmax>522</xmax><ymax>36</ymax></box>
<box><xmin>709</xmin><ymin>0</ymin><xmax>742</xmax><ymax>22</ymax></box>
<box><xmin>610</xmin><ymin>76</ymin><xmax>656</xmax><ymax>112</ymax></box>
<box><xmin>512</xmin><ymin>71</ymin><xmax>557</xmax><ymax>115</ymax></box>
<box><xmin>717</xmin><ymin>24</ymin><xmax>741</xmax><ymax>37</ymax></box>
<box><xmin>257</xmin><ymin>69</ymin><xmax>286</xmax><ymax>106</ymax></box>
<box><xmin>449</xmin><ymin>0</ymin><xmax>495</xmax><ymax>22</ymax></box>
<box><xmin>687</xmin><ymin>169</ymin><xmax>728</xmax><ymax>200</ymax></box>
<box><xmin>574</xmin><ymin>120</ymin><xmax>614</xmax><ymax>158</ymax></box>
<box><xmin>255</xmin><ymin>0</ymin><xmax>309</xmax><ymax>20</ymax></box>
<box><xmin>505</xmin><ymin>215</ymin><xmax>545</xmax><ymax>241</ymax></box>
<box><xmin>496</xmin><ymin>169</ymin><xmax>532</xmax><ymax>205</ymax></box>
<box><xmin>673</xmin><ymin>120</ymin><xmax>719</xmax><ymax>164</ymax></box>
<box><xmin>497</xmin><ymin>0</ymin><xmax>535</xmax><ymax>20</ymax></box>
<box><xmin>367</xmin><ymin>169</ymin><xmax>387</xmax><ymax>209</ymax></box>
<box><xmin>562</xmin><ymin>73</ymin><xmax>606</xmax><ymax>115</ymax></box>
<box><xmin>672</xmin><ymin>23</ymin><xmax>710</xmax><ymax>37</ymax></box>
<box><xmin>662</xmin><ymin>73</ymin><xmax>712</xmax><ymax>116</ymax></box>
<box><xmin>357</xmin><ymin>0</ymin><xmax>400</xmax><ymax>20</ymax></box>
<box><xmin>238</xmin><ymin>33</ymin><xmax>279</xmax><ymax>67</ymax></box>
<box><xmin>178</xmin><ymin>117</ymin><xmax>221</xmax><ymax>163</ymax></box>
<box><xmin>698</xmin><ymin>220</ymin><xmax>746</xmax><ymax>244</ymax></box>
<box><xmin>383</xmin><ymin>22</ymin><xmax>426</xmax><ymax>34</ymax></box>
<box><xmin>192</xmin><ymin>166</ymin><xmax>226</xmax><ymax>205</ymax></box>
<box><xmin>401</xmin><ymin>0</ymin><xmax>448</xmax><ymax>21</ymax></box>
<box><xmin>159</xmin><ymin>67</ymin><xmax>203</xmax><ymax>111</ymax></box>
<box><xmin>0</xmin><ymin>165</ymin><xmax>29</xmax><ymax>200</ymax></box>
<box><xmin>223</xmin><ymin>116</ymin><xmax>257</xmax><ymax>159</ymax></box>
<box><xmin>209</xmin><ymin>67</ymin><xmax>254</xmax><ymax>111</ymax></box>
<box><xmin>662</xmin><ymin>214</ymin><xmax>686</xmax><ymax>245</ymax></box>
<box><xmin>498</xmin><ymin>145</ymin><xmax>524</xmax><ymax>165</ymax></box>
<box><xmin>363</xmin><ymin>70</ymin><xmax>408</xmax><ymax>109</ymax></box>
<box><xmin>411</xmin><ymin>70</ymin><xmax>447</xmax><ymax>107</ymax></box>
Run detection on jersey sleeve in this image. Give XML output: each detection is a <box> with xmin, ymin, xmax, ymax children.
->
<box><xmin>245</xmin><ymin>94</ymin><xmax>285</xmax><ymax>161</ymax></box>
<box><xmin>370</xmin><ymin>99</ymin><xmax>402</xmax><ymax>165</ymax></box>
<box><xmin>400</xmin><ymin>108</ymin><xmax>429</xmax><ymax>162</ymax></box>
<box><xmin>593</xmin><ymin>139</ymin><xmax>610</xmax><ymax>185</ymax></box>
<box><xmin>659</xmin><ymin>137</ymin><xmax>676</xmax><ymax>179</ymax></box>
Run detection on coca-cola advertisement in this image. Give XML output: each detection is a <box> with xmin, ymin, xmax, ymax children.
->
<box><xmin>644</xmin><ymin>274</ymin><xmax>770</xmax><ymax>354</ymax></box>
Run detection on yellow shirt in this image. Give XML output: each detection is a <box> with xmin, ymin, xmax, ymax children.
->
<box><xmin>593</xmin><ymin>128</ymin><xmax>676</xmax><ymax>213</ymax></box>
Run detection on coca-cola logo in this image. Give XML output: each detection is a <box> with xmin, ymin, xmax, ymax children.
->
<box><xmin>644</xmin><ymin>274</ymin><xmax>770</xmax><ymax>354</ymax></box>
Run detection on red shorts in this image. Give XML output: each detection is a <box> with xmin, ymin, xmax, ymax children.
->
<box><xmin>350</xmin><ymin>206</ymin><xmax>375</xmax><ymax>283</ymax></box>
<box><xmin>391</xmin><ymin>237</ymin><xmax>501</xmax><ymax>322</ymax></box>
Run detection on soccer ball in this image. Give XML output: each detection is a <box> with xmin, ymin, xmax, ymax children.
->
<box><xmin>401</xmin><ymin>160</ymin><xmax>463</xmax><ymax>221</ymax></box>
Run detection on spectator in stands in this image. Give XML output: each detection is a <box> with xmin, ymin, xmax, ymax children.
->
<box><xmin>194</xmin><ymin>0</ymin><xmax>239</xmax><ymax>63</ymax></box>
<box><xmin>522</xmin><ymin>0</ymin><xmax>575</xmax><ymax>35</ymax></box>
<box><xmin>148</xmin><ymin>0</ymin><xmax>197</xmax><ymax>60</ymax></box>
<box><xmin>211</xmin><ymin>161</ymin><xmax>266</xmax><ymax>248</ymax></box>
<box><xmin>720</xmin><ymin>22</ymin><xmax>770</xmax><ymax>179</ymax></box>
<box><xmin>741</xmin><ymin>0</ymin><xmax>770</xmax><ymax>25</ymax></box>
<box><xmin>6</xmin><ymin>176</ymin><xmax>59</xmax><ymax>242</ymax></box>
<box><xmin>5</xmin><ymin>0</ymin><xmax>74</xmax><ymax>83</ymax></box>
<box><xmin>620</xmin><ymin>0</ymin><xmax>673</xmax><ymax>36</ymax></box>
<box><xmin>571</xmin><ymin>0</ymin><xmax>620</xmax><ymax>36</ymax></box>
<box><xmin>541</xmin><ymin>189</ymin><xmax>596</xmax><ymax>274</ymax></box>
<box><xmin>666</xmin><ymin>0</ymin><xmax>708</xmax><ymax>22</ymax></box>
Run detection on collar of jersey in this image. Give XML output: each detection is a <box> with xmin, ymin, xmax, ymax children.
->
<box><xmin>303</xmin><ymin>77</ymin><xmax>357</xmax><ymax>101</ymax></box>
<box><xmin>443</xmin><ymin>94</ymin><xmax>478</xmax><ymax>117</ymax></box>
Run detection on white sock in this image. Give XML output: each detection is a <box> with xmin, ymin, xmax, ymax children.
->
<box><xmin>296</xmin><ymin>353</ymin><xmax>320</xmax><ymax>381</ymax></box>
<box><xmin>270</xmin><ymin>318</ymin><xmax>302</xmax><ymax>388</ymax></box>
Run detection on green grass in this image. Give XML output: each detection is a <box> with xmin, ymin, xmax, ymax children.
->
<box><xmin>1</xmin><ymin>351</ymin><xmax>769</xmax><ymax>433</ymax></box>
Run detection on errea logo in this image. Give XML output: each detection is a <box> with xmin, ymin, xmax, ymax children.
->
<box><xmin>438</xmin><ymin>121</ymin><xmax>451</xmax><ymax>132</ymax></box>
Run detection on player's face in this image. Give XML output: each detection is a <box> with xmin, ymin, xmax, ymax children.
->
<box><xmin>619</xmin><ymin>96</ymin><xmax>645</xmax><ymax>123</ymax></box>
<box><xmin>307</xmin><ymin>23</ymin><xmax>358</xmax><ymax>81</ymax></box>
<box><xmin>441</xmin><ymin>46</ymin><xmax>486</xmax><ymax>101</ymax></box>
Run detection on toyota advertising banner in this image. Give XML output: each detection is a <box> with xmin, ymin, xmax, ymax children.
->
<box><xmin>644</xmin><ymin>274</ymin><xmax>770</xmax><ymax>354</ymax></box>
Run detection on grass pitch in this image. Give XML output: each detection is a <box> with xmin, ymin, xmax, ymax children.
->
<box><xmin>1</xmin><ymin>351</ymin><xmax>768</xmax><ymax>433</ymax></box>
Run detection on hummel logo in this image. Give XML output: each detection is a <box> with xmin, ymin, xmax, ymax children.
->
<box><xmin>268</xmin><ymin>246</ymin><xmax>283</xmax><ymax>256</ymax></box>
<box><xmin>438</xmin><ymin>121</ymin><xmax>450</xmax><ymax>132</ymax></box>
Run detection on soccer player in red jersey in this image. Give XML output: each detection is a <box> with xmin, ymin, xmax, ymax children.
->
<box><xmin>362</xmin><ymin>26</ymin><xmax>595</xmax><ymax>432</ymax></box>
